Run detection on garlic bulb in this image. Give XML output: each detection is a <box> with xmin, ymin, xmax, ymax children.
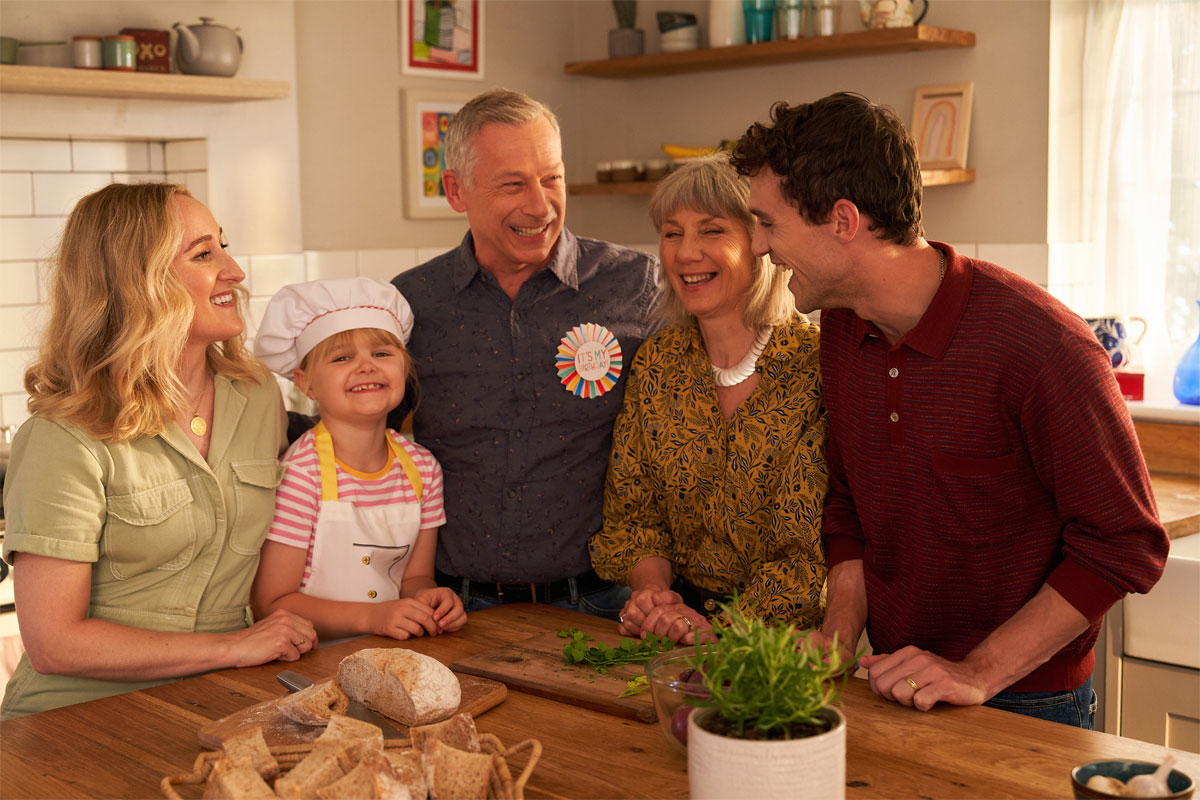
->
<box><xmin>1124</xmin><ymin>755</ymin><xmax>1176</xmax><ymax>798</ymax></box>
<box><xmin>1086</xmin><ymin>774</ymin><xmax>1128</xmax><ymax>796</ymax></box>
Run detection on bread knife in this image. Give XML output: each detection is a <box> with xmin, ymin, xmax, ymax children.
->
<box><xmin>275</xmin><ymin>669</ymin><xmax>408</xmax><ymax>739</ymax></box>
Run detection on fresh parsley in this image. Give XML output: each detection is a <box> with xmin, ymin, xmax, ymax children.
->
<box><xmin>557</xmin><ymin>627</ymin><xmax>675</xmax><ymax>674</ymax></box>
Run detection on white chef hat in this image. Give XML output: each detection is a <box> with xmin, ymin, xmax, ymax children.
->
<box><xmin>254</xmin><ymin>277</ymin><xmax>414</xmax><ymax>377</ymax></box>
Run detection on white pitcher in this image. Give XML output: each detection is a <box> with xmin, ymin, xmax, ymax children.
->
<box><xmin>859</xmin><ymin>0</ymin><xmax>929</xmax><ymax>28</ymax></box>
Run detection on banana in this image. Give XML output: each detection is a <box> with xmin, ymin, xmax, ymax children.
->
<box><xmin>661</xmin><ymin>144</ymin><xmax>718</xmax><ymax>159</ymax></box>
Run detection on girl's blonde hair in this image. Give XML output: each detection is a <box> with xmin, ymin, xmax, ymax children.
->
<box><xmin>24</xmin><ymin>182</ymin><xmax>266</xmax><ymax>442</ymax></box>
<box><xmin>648</xmin><ymin>153</ymin><xmax>796</xmax><ymax>330</ymax></box>
<box><xmin>299</xmin><ymin>328</ymin><xmax>421</xmax><ymax>415</ymax></box>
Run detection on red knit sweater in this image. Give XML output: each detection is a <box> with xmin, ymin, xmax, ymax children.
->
<box><xmin>820</xmin><ymin>243</ymin><xmax>1168</xmax><ymax>692</ymax></box>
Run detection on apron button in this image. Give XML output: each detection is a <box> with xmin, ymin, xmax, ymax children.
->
<box><xmin>367</xmin><ymin>590</ymin><xmax>377</xmax><ymax>599</ymax></box>
<box><xmin>362</xmin><ymin>556</ymin><xmax>371</xmax><ymax>565</ymax></box>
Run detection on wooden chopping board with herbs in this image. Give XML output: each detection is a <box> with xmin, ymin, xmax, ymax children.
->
<box><xmin>449</xmin><ymin>627</ymin><xmax>675</xmax><ymax>723</ymax></box>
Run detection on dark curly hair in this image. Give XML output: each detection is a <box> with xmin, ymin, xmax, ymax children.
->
<box><xmin>730</xmin><ymin>92</ymin><xmax>924</xmax><ymax>245</ymax></box>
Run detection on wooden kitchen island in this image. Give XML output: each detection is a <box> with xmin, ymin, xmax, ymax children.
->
<box><xmin>2</xmin><ymin>604</ymin><xmax>1197</xmax><ymax>799</ymax></box>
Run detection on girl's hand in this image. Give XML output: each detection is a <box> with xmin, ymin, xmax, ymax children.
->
<box><xmin>227</xmin><ymin>609</ymin><xmax>317</xmax><ymax>667</ymax></box>
<box><xmin>367</xmin><ymin>598</ymin><xmax>442</xmax><ymax>640</ymax></box>
<box><xmin>414</xmin><ymin>587</ymin><xmax>467</xmax><ymax>633</ymax></box>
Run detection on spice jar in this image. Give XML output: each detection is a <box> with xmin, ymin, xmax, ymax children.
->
<box><xmin>101</xmin><ymin>34</ymin><xmax>136</xmax><ymax>71</ymax></box>
<box><xmin>610</xmin><ymin>160</ymin><xmax>638</xmax><ymax>182</ymax></box>
<box><xmin>72</xmin><ymin>35</ymin><xmax>102</xmax><ymax>69</ymax></box>
<box><xmin>645</xmin><ymin>159</ymin><xmax>670</xmax><ymax>181</ymax></box>
<box><xmin>596</xmin><ymin>161</ymin><xmax>613</xmax><ymax>183</ymax></box>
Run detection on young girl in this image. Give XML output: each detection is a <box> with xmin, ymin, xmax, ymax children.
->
<box><xmin>251</xmin><ymin>277</ymin><xmax>465</xmax><ymax>641</ymax></box>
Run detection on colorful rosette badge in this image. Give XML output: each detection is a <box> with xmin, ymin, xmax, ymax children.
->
<box><xmin>556</xmin><ymin>323</ymin><xmax>623</xmax><ymax>398</ymax></box>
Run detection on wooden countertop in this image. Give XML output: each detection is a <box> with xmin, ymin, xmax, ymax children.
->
<box><xmin>2</xmin><ymin>604</ymin><xmax>1197</xmax><ymax>799</ymax></box>
<box><xmin>1151</xmin><ymin>472</ymin><xmax>1200</xmax><ymax>540</ymax></box>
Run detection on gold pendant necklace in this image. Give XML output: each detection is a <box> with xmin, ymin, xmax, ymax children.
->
<box><xmin>189</xmin><ymin>412</ymin><xmax>207</xmax><ymax>437</ymax></box>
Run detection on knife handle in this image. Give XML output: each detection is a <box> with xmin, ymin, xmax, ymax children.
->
<box><xmin>276</xmin><ymin>670</ymin><xmax>314</xmax><ymax>693</ymax></box>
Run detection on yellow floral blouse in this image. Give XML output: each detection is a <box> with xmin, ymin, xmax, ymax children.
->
<box><xmin>590</xmin><ymin>315</ymin><xmax>829</xmax><ymax>628</ymax></box>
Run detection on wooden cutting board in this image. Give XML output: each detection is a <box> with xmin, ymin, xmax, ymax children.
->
<box><xmin>449</xmin><ymin>631</ymin><xmax>657</xmax><ymax>723</ymax></box>
<box><xmin>197</xmin><ymin>672</ymin><xmax>507</xmax><ymax>749</ymax></box>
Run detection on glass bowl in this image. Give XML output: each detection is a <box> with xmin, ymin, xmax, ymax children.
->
<box><xmin>645</xmin><ymin>649</ymin><xmax>709</xmax><ymax>755</ymax></box>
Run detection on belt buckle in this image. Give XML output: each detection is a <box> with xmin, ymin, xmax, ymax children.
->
<box><xmin>494</xmin><ymin>582</ymin><xmax>538</xmax><ymax>604</ymax></box>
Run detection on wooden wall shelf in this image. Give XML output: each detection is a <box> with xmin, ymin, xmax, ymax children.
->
<box><xmin>569</xmin><ymin>168</ymin><xmax>975</xmax><ymax>196</ymax></box>
<box><xmin>564</xmin><ymin>26</ymin><xmax>975</xmax><ymax>79</ymax></box>
<box><xmin>0</xmin><ymin>65</ymin><xmax>289</xmax><ymax>103</ymax></box>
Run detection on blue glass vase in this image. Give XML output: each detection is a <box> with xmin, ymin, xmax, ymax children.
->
<box><xmin>1173</xmin><ymin>300</ymin><xmax>1200</xmax><ymax>405</ymax></box>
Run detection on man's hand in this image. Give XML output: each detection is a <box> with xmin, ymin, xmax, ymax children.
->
<box><xmin>860</xmin><ymin>646</ymin><xmax>989</xmax><ymax>711</ymax></box>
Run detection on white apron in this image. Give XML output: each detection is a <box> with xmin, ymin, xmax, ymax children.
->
<box><xmin>302</xmin><ymin>422</ymin><xmax>424</xmax><ymax>603</ymax></box>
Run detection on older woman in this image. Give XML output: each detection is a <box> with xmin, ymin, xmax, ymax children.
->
<box><xmin>1</xmin><ymin>184</ymin><xmax>316</xmax><ymax>718</ymax></box>
<box><xmin>589</xmin><ymin>154</ymin><xmax>828</xmax><ymax>644</ymax></box>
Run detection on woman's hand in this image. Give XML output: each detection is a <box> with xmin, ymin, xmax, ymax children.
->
<box><xmin>367</xmin><ymin>598</ymin><xmax>446</xmax><ymax>640</ymax></box>
<box><xmin>639</xmin><ymin>601</ymin><xmax>711</xmax><ymax>645</ymax></box>
<box><xmin>413</xmin><ymin>587</ymin><xmax>467</xmax><ymax>634</ymax></box>
<box><xmin>618</xmin><ymin>584</ymin><xmax>681</xmax><ymax>636</ymax></box>
<box><xmin>225</xmin><ymin>609</ymin><xmax>317</xmax><ymax>667</ymax></box>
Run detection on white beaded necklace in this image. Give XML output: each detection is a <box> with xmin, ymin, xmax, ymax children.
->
<box><xmin>711</xmin><ymin>328</ymin><xmax>772</xmax><ymax>388</ymax></box>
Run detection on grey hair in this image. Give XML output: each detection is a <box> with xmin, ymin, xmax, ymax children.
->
<box><xmin>444</xmin><ymin>88</ymin><xmax>561</xmax><ymax>187</ymax></box>
<box><xmin>649</xmin><ymin>153</ymin><xmax>797</xmax><ymax>330</ymax></box>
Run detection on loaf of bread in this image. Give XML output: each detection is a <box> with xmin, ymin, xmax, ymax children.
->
<box><xmin>409</xmin><ymin>712</ymin><xmax>480</xmax><ymax>754</ymax></box>
<box><xmin>218</xmin><ymin>726</ymin><xmax>278</xmax><ymax>780</ymax></box>
<box><xmin>337</xmin><ymin>648</ymin><xmax>460</xmax><ymax>726</ymax></box>
<box><xmin>421</xmin><ymin>739</ymin><xmax>492</xmax><ymax>800</ymax></box>
<box><xmin>279</xmin><ymin>680</ymin><xmax>350</xmax><ymax>726</ymax></box>
<box><xmin>202</xmin><ymin>758</ymin><xmax>276</xmax><ymax>799</ymax></box>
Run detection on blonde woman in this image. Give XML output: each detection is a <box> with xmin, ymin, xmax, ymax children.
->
<box><xmin>590</xmin><ymin>155</ymin><xmax>829</xmax><ymax>644</ymax></box>
<box><xmin>1</xmin><ymin>183</ymin><xmax>316</xmax><ymax>719</ymax></box>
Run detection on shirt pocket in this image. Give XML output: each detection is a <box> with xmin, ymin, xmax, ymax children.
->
<box><xmin>104</xmin><ymin>479</ymin><xmax>196</xmax><ymax>578</ymax></box>
<box><xmin>228</xmin><ymin>460</ymin><xmax>286</xmax><ymax>555</ymax></box>
<box><xmin>928</xmin><ymin>450</ymin><xmax>1025</xmax><ymax>545</ymax></box>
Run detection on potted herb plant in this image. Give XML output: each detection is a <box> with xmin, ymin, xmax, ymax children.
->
<box><xmin>684</xmin><ymin>601</ymin><xmax>856</xmax><ymax>800</ymax></box>
<box><xmin>608</xmin><ymin>0</ymin><xmax>644</xmax><ymax>58</ymax></box>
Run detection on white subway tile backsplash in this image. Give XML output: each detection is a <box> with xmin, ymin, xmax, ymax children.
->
<box><xmin>165</xmin><ymin>140</ymin><xmax>207</xmax><ymax>172</ymax></box>
<box><xmin>72</xmin><ymin>140</ymin><xmax>150</xmax><ymax>173</ymax></box>
<box><xmin>1</xmin><ymin>173</ymin><xmax>33</xmax><ymax>216</ymax></box>
<box><xmin>148</xmin><ymin>142</ymin><xmax>166</xmax><ymax>173</ymax></box>
<box><xmin>415</xmin><ymin>247</ymin><xmax>452</xmax><ymax>265</ymax></box>
<box><xmin>167</xmin><ymin>171</ymin><xmax>209</xmax><ymax>205</ymax></box>
<box><xmin>32</xmin><ymin>172</ymin><xmax>112</xmax><ymax>217</ymax></box>
<box><xmin>0</xmin><ymin>139</ymin><xmax>71</xmax><ymax>172</ymax></box>
<box><xmin>0</xmin><ymin>350</ymin><xmax>34</xmax><ymax>394</ymax></box>
<box><xmin>0</xmin><ymin>216</ymin><xmax>65</xmax><ymax>261</ymax></box>
<box><xmin>112</xmin><ymin>172</ymin><xmax>168</xmax><ymax>184</ymax></box>
<box><xmin>305</xmin><ymin>250</ymin><xmax>358</xmax><ymax>281</ymax></box>
<box><xmin>0</xmin><ymin>261</ymin><xmax>40</xmax><ymax>306</ymax></box>
<box><xmin>248</xmin><ymin>253</ymin><xmax>306</xmax><ymax>297</ymax></box>
<box><xmin>359</xmin><ymin>249</ymin><xmax>417</xmax><ymax>282</ymax></box>
<box><xmin>0</xmin><ymin>305</ymin><xmax>46</xmax><ymax>350</ymax></box>
<box><xmin>246</xmin><ymin>296</ymin><xmax>270</xmax><ymax>340</ymax></box>
<box><xmin>947</xmin><ymin>242</ymin><xmax>977</xmax><ymax>258</ymax></box>
<box><xmin>976</xmin><ymin>243</ymin><xmax>1049</xmax><ymax>286</ymax></box>
<box><xmin>1</xmin><ymin>392</ymin><xmax>31</xmax><ymax>429</ymax></box>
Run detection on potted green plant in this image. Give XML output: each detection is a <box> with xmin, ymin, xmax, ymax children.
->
<box><xmin>608</xmin><ymin>0</ymin><xmax>644</xmax><ymax>58</ymax></box>
<box><xmin>683</xmin><ymin>600</ymin><xmax>857</xmax><ymax>800</ymax></box>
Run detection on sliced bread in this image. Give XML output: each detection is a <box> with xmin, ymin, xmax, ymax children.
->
<box><xmin>201</xmin><ymin>757</ymin><xmax>275</xmax><ymax>800</ymax></box>
<box><xmin>381</xmin><ymin>748</ymin><xmax>427</xmax><ymax>799</ymax></box>
<box><xmin>316</xmin><ymin>714</ymin><xmax>385</xmax><ymax>761</ymax></box>
<box><xmin>421</xmin><ymin>739</ymin><xmax>493</xmax><ymax>800</ymax></box>
<box><xmin>279</xmin><ymin>679</ymin><xmax>350</xmax><ymax>726</ymax></box>
<box><xmin>273</xmin><ymin>745</ymin><xmax>349</xmax><ymax>800</ymax></box>
<box><xmin>218</xmin><ymin>726</ymin><xmax>278</xmax><ymax>780</ymax></box>
<box><xmin>337</xmin><ymin>648</ymin><xmax>460</xmax><ymax>726</ymax></box>
<box><xmin>409</xmin><ymin>712</ymin><xmax>480</xmax><ymax>754</ymax></box>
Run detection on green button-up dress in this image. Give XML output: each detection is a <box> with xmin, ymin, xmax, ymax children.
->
<box><xmin>1</xmin><ymin>374</ymin><xmax>286</xmax><ymax>718</ymax></box>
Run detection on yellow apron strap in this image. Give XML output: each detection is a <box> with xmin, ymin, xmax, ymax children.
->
<box><xmin>387</xmin><ymin>433</ymin><xmax>423</xmax><ymax>502</ymax></box>
<box><xmin>313</xmin><ymin>421</ymin><xmax>339</xmax><ymax>502</ymax></box>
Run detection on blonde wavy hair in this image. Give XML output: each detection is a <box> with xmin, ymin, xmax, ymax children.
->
<box><xmin>648</xmin><ymin>153</ymin><xmax>796</xmax><ymax>330</ymax></box>
<box><xmin>24</xmin><ymin>182</ymin><xmax>267</xmax><ymax>442</ymax></box>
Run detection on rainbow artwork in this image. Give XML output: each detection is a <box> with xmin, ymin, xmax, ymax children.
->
<box><xmin>419</xmin><ymin>110</ymin><xmax>454</xmax><ymax>199</ymax></box>
<box><xmin>918</xmin><ymin>99</ymin><xmax>959</xmax><ymax>161</ymax></box>
<box><xmin>556</xmin><ymin>323</ymin><xmax>623</xmax><ymax>398</ymax></box>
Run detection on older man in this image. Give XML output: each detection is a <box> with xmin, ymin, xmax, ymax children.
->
<box><xmin>389</xmin><ymin>89</ymin><xmax>660</xmax><ymax>617</ymax></box>
<box><xmin>731</xmin><ymin>92</ymin><xmax>1167</xmax><ymax>728</ymax></box>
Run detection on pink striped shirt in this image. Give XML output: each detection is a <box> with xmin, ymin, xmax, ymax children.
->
<box><xmin>265</xmin><ymin>429</ymin><xmax>446</xmax><ymax>589</ymax></box>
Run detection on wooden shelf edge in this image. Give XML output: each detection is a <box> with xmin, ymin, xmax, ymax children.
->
<box><xmin>570</xmin><ymin>168</ymin><xmax>974</xmax><ymax>196</ymax></box>
<box><xmin>0</xmin><ymin>65</ymin><xmax>289</xmax><ymax>103</ymax></box>
<box><xmin>564</xmin><ymin>25</ymin><xmax>975</xmax><ymax>79</ymax></box>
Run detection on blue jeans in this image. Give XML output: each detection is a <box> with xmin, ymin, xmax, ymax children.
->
<box><xmin>983</xmin><ymin>676</ymin><xmax>1097</xmax><ymax>729</ymax></box>
<box><xmin>456</xmin><ymin>579</ymin><xmax>631</xmax><ymax>620</ymax></box>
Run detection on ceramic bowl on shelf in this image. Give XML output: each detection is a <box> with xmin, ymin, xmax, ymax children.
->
<box><xmin>645</xmin><ymin>649</ymin><xmax>708</xmax><ymax>756</ymax></box>
<box><xmin>1069</xmin><ymin>759</ymin><xmax>1194</xmax><ymax>799</ymax></box>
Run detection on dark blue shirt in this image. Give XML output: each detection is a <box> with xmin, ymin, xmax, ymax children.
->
<box><xmin>391</xmin><ymin>229</ymin><xmax>661</xmax><ymax>582</ymax></box>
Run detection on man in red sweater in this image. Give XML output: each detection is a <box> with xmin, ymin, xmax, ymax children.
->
<box><xmin>730</xmin><ymin>93</ymin><xmax>1168</xmax><ymax>728</ymax></box>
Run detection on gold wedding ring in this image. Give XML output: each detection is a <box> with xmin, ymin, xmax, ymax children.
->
<box><xmin>297</xmin><ymin>639</ymin><xmax>306</xmax><ymax>647</ymax></box>
<box><xmin>904</xmin><ymin>675</ymin><xmax>919</xmax><ymax>691</ymax></box>
<box><xmin>679</xmin><ymin>616</ymin><xmax>695</xmax><ymax>632</ymax></box>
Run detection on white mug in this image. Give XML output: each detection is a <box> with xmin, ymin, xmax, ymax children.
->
<box><xmin>859</xmin><ymin>0</ymin><xmax>929</xmax><ymax>28</ymax></box>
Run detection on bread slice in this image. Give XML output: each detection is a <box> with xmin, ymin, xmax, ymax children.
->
<box><xmin>316</xmin><ymin>714</ymin><xmax>385</xmax><ymax>761</ymax></box>
<box><xmin>218</xmin><ymin>726</ymin><xmax>278</xmax><ymax>780</ymax></box>
<box><xmin>201</xmin><ymin>757</ymin><xmax>275</xmax><ymax>799</ymax></box>
<box><xmin>316</xmin><ymin>758</ymin><xmax>412</xmax><ymax>800</ymax></box>
<box><xmin>421</xmin><ymin>739</ymin><xmax>492</xmax><ymax>800</ymax></box>
<box><xmin>381</xmin><ymin>748</ymin><xmax>427</xmax><ymax>799</ymax></box>
<box><xmin>337</xmin><ymin>648</ymin><xmax>460</xmax><ymax>726</ymax></box>
<box><xmin>360</xmin><ymin>751</ymin><xmax>413</xmax><ymax>800</ymax></box>
<box><xmin>273</xmin><ymin>745</ymin><xmax>349</xmax><ymax>800</ymax></box>
<box><xmin>409</xmin><ymin>712</ymin><xmax>480</xmax><ymax>753</ymax></box>
<box><xmin>279</xmin><ymin>680</ymin><xmax>349</xmax><ymax>726</ymax></box>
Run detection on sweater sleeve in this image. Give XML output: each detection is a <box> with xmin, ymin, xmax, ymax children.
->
<box><xmin>1021</xmin><ymin>331</ymin><xmax>1168</xmax><ymax>622</ymax></box>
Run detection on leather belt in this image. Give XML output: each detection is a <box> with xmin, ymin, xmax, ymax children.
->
<box><xmin>436</xmin><ymin>569</ymin><xmax>613</xmax><ymax>605</ymax></box>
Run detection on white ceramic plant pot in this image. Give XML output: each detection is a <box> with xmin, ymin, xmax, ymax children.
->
<box><xmin>687</xmin><ymin>706</ymin><xmax>846</xmax><ymax>800</ymax></box>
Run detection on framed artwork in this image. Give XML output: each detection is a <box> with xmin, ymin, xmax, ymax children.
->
<box><xmin>402</xmin><ymin>90</ymin><xmax>472</xmax><ymax>219</ymax></box>
<box><xmin>911</xmin><ymin>83</ymin><xmax>974</xmax><ymax>170</ymax></box>
<box><xmin>400</xmin><ymin>0</ymin><xmax>483</xmax><ymax>80</ymax></box>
